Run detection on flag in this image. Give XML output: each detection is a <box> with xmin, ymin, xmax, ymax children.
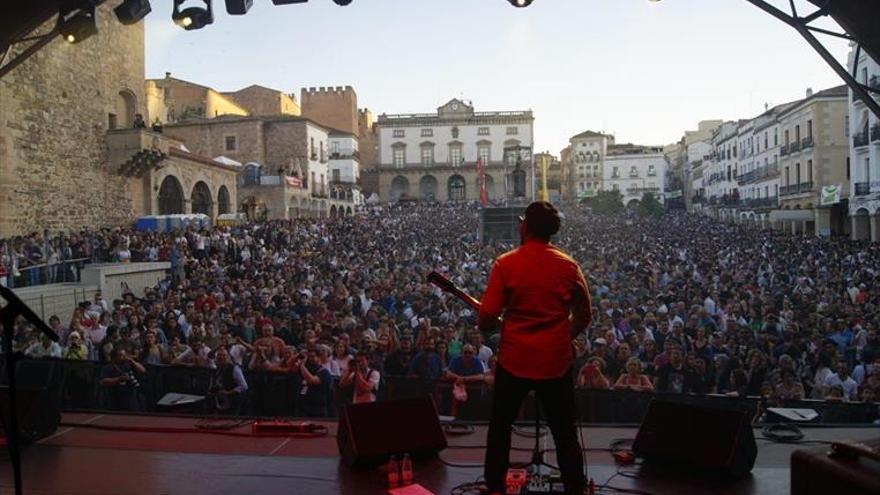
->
<box><xmin>477</xmin><ymin>157</ymin><xmax>489</xmax><ymax>206</ymax></box>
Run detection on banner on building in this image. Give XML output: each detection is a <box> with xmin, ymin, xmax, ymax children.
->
<box><xmin>820</xmin><ymin>184</ymin><xmax>841</xmax><ymax>206</ymax></box>
<box><xmin>667</xmin><ymin>190</ymin><xmax>683</xmax><ymax>199</ymax></box>
<box><xmin>285</xmin><ymin>176</ymin><xmax>303</xmax><ymax>188</ymax></box>
<box><xmin>477</xmin><ymin>158</ymin><xmax>489</xmax><ymax>206</ymax></box>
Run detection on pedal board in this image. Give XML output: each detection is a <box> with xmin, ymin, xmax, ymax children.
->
<box><xmin>524</xmin><ymin>473</ymin><xmax>565</xmax><ymax>494</ymax></box>
<box><xmin>505</xmin><ymin>469</ymin><xmax>566</xmax><ymax>495</ymax></box>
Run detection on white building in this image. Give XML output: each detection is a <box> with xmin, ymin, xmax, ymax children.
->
<box><xmin>848</xmin><ymin>45</ymin><xmax>880</xmax><ymax>241</ymax></box>
<box><xmin>328</xmin><ymin>131</ymin><xmax>363</xmax><ymax>206</ymax></box>
<box><xmin>603</xmin><ymin>145</ymin><xmax>668</xmax><ymax>206</ymax></box>
<box><xmin>567</xmin><ymin>130</ymin><xmax>613</xmax><ymax>201</ymax></box>
<box><xmin>376</xmin><ymin>99</ymin><xmax>534</xmax><ymax>202</ymax></box>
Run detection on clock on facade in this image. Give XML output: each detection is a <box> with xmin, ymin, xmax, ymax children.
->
<box><xmin>451</xmin><ymin>103</ymin><xmax>459</xmax><ymax>111</ymax></box>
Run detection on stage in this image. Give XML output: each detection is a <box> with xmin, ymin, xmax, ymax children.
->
<box><xmin>0</xmin><ymin>412</ymin><xmax>877</xmax><ymax>494</ymax></box>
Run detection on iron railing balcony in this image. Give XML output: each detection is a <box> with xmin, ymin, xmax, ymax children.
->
<box><xmin>799</xmin><ymin>181</ymin><xmax>814</xmax><ymax>193</ymax></box>
<box><xmin>855</xmin><ymin>182</ymin><xmax>871</xmax><ymax>196</ymax></box>
<box><xmin>871</xmin><ymin>124</ymin><xmax>880</xmax><ymax>142</ymax></box>
<box><xmin>780</xmin><ymin>144</ymin><xmax>789</xmax><ymax>156</ymax></box>
<box><xmin>802</xmin><ymin>136</ymin><xmax>814</xmax><ymax>149</ymax></box>
<box><xmin>737</xmin><ymin>170</ymin><xmax>756</xmax><ymax>184</ymax></box>
<box><xmin>789</xmin><ymin>140</ymin><xmax>801</xmax><ymax>153</ymax></box>
<box><xmin>854</xmin><ymin>129</ymin><xmax>870</xmax><ymax>147</ymax></box>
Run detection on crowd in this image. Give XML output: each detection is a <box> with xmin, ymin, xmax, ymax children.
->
<box><xmin>5</xmin><ymin>202</ymin><xmax>880</xmax><ymax>417</ymax></box>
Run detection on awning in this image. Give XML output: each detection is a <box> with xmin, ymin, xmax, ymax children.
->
<box><xmin>213</xmin><ymin>155</ymin><xmax>243</xmax><ymax>167</ymax></box>
<box><xmin>770</xmin><ymin>209</ymin><xmax>814</xmax><ymax>222</ymax></box>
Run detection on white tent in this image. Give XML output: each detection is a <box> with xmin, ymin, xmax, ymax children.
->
<box><xmin>213</xmin><ymin>155</ymin><xmax>243</xmax><ymax>167</ymax></box>
<box><xmin>365</xmin><ymin>192</ymin><xmax>381</xmax><ymax>204</ymax></box>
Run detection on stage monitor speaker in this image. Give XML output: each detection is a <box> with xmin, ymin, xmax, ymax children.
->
<box><xmin>632</xmin><ymin>398</ymin><xmax>757</xmax><ymax>478</ymax></box>
<box><xmin>0</xmin><ymin>360</ymin><xmax>63</xmax><ymax>443</ymax></box>
<box><xmin>337</xmin><ymin>396</ymin><xmax>447</xmax><ymax>467</ymax></box>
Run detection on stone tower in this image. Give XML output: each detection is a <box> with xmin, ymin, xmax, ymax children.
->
<box><xmin>0</xmin><ymin>2</ymin><xmax>146</xmax><ymax>236</ymax></box>
<box><xmin>300</xmin><ymin>86</ymin><xmax>358</xmax><ymax>136</ymax></box>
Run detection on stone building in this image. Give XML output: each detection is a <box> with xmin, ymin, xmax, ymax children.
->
<box><xmin>376</xmin><ymin>99</ymin><xmax>535</xmax><ymax>202</ymax></box>
<box><xmin>107</xmin><ymin>129</ymin><xmax>238</xmax><ymax>219</ymax></box>
<box><xmin>146</xmin><ymin>74</ymin><xmax>249</xmax><ymax>124</ymax></box>
<box><xmin>164</xmin><ymin>115</ymin><xmax>358</xmax><ymax>219</ymax></box>
<box><xmin>0</xmin><ymin>3</ymin><xmax>142</xmax><ymax>236</ymax></box>
<box><xmin>301</xmin><ymin>86</ymin><xmax>359</xmax><ymax>136</ymax></box>
<box><xmin>0</xmin><ymin>3</ymin><xmax>245</xmax><ymax>237</ymax></box>
<box><xmin>223</xmin><ymin>84</ymin><xmax>300</xmax><ymax>117</ymax></box>
<box><xmin>774</xmin><ymin>86</ymin><xmax>849</xmax><ymax>236</ymax></box>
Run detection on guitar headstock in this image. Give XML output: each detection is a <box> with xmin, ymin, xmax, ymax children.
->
<box><xmin>427</xmin><ymin>271</ymin><xmax>457</xmax><ymax>293</ymax></box>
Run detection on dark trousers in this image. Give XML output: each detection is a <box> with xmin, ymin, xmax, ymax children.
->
<box><xmin>484</xmin><ymin>365</ymin><xmax>584</xmax><ymax>495</ymax></box>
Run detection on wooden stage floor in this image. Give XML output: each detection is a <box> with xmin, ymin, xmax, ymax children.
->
<box><xmin>0</xmin><ymin>412</ymin><xmax>877</xmax><ymax>494</ymax></box>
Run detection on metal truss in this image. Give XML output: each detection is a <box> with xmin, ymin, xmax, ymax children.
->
<box><xmin>744</xmin><ymin>0</ymin><xmax>880</xmax><ymax>119</ymax></box>
<box><xmin>0</xmin><ymin>24</ymin><xmax>59</xmax><ymax>80</ymax></box>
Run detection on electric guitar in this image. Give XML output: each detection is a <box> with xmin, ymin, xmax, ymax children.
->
<box><xmin>427</xmin><ymin>271</ymin><xmax>482</xmax><ymax>311</ymax></box>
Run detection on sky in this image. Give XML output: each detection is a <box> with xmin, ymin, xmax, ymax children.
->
<box><xmin>145</xmin><ymin>0</ymin><xmax>852</xmax><ymax>154</ymax></box>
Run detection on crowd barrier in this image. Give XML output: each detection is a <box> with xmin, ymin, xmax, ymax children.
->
<box><xmin>6</xmin><ymin>358</ymin><xmax>879</xmax><ymax>424</ymax></box>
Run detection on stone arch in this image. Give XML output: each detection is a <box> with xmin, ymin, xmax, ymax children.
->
<box><xmin>191</xmin><ymin>181</ymin><xmax>213</xmax><ymax>217</ymax></box>
<box><xmin>448</xmin><ymin>174</ymin><xmax>466</xmax><ymax>202</ymax></box>
<box><xmin>157</xmin><ymin>175</ymin><xmax>184</xmax><ymax>214</ymax></box>
<box><xmin>390</xmin><ymin>175</ymin><xmax>410</xmax><ymax>201</ymax></box>
<box><xmin>117</xmin><ymin>89</ymin><xmax>137</xmax><ymax>128</ymax></box>
<box><xmin>319</xmin><ymin>200</ymin><xmax>328</xmax><ymax>218</ymax></box>
<box><xmin>346</xmin><ymin>206</ymin><xmax>353</xmax><ymax>217</ymax></box>
<box><xmin>330</xmin><ymin>205</ymin><xmax>338</xmax><ymax>218</ymax></box>
<box><xmin>627</xmin><ymin>199</ymin><xmax>640</xmax><ymax>209</ymax></box>
<box><xmin>217</xmin><ymin>185</ymin><xmax>231</xmax><ymax>215</ymax></box>
<box><xmin>419</xmin><ymin>175</ymin><xmax>438</xmax><ymax>201</ymax></box>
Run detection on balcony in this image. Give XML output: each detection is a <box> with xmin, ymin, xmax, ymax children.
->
<box><xmin>780</xmin><ymin>144</ymin><xmax>788</xmax><ymax>156</ymax></box>
<box><xmin>801</xmin><ymin>136</ymin><xmax>813</xmax><ymax>149</ymax></box>
<box><xmin>855</xmin><ymin>182</ymin><xmax>871</xmax><ymax>196</ymax></box>
<box><xmin>626</xmin><ymin>186</ymin><xmax>661</xmax><ymax>195</ymax></box>
<box><xmin>330</xmin><ymin>150</ymin><xmax>361</xmax><ymax>161</ymax></box>
<box><xmin>789</xmin><ymin>140</ymin><xmax>801</xmax><ymax>153</ymax></box>
<box><xmin>872</xmin><ymin>124</ymin><xmax>880</xmax><ymax>143</ymax></box>
<box><xmin>854</xmin><ymin>129</ymin><xmax>870</xmax><ymax>147</ymax></box>
<box><xmin>780</xmin><ymin>182</ymin><xmax>814</xmax><ymax>196</ymax></box>
<box><xmin>737</xmin><ymin>170</ymin><xmax>756</xmax><ymax>185</ymax></box>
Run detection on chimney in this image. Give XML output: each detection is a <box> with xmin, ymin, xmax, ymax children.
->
<box><xmin>165</xmin><ymin>71</ymin><xmax>171</xmax><ymax>78</ymax></box>
<box><xmin>806</xmin><ymin>87</ymin><xmax>813</xmax><ymax>98</ymax></box>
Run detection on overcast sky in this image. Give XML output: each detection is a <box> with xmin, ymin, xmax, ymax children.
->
<box><xmin>145</xmin><ymin>0</ymin><xmax>851</xmax><ymax>154</ymax></box>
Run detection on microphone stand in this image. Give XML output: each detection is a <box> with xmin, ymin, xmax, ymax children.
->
<box><xmin>0</xmin><ymin>285</ymin><xmax>60</xmax><ymax>495</ymax></box>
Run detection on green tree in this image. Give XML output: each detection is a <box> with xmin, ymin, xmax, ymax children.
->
<box><xmin>589</xmin><ymin>189</ymin><xmax>624</xmax><ymax>214</ymax></box>
<box><xmin>638</xmin><ymin>192</ymin><xmax>665</xmax><ymax>217</ymax></box>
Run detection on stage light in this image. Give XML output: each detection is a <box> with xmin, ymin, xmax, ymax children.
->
<box><xmin>58</xmin><ymin>1</ymin><xmax>98</xmax><ymax>44</ymax></box>
<box><xmin>507</xmin><ymin>0</ymin><xmax>533</xmax><ymax>7</ymax></box>
<box><xmin>173</xmin><ymin>0</ymin><xmax>213</xmax><ymax>30</ymax></box>
<box><xmin>115</xmin><ymin>0</ymin><xmax>151</xmax><ymax>25</ymax></box>
<box><xmin>271</xmin><ymin>0</ymin><xmax>309</xmax><ymax>4</ymax></box>
<box><xmin>332</xmin><ymin>0</ymin><xmax>353</xmax><ymax>5</ymax></box>
<box><xmin>225</xmin><ymin>0</ymin><xmax>252</xmax><ymax>15</ymax></box>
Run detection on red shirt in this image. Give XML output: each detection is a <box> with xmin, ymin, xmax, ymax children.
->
<box><xmin>480</xmin><ymin>240</ymin><xmax>592</xmax><ymax>379</ymax></box>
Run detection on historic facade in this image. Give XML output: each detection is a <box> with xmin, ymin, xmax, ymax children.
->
<box><xmin>848</xmin><ymin>46</ymin><xmax>880</xmax><ymax>241</ymax></box>
<box><xmin>164</xmin><ymin>115</ymin><xmax>358</xmax><ymax>219</ymax></box>
<box><xmin>604</xmin><ymin>144</ymin><xmax>668</xmax><ymax>207</ymax></box>
<box><xmin>376</xmin><ymin>99</ymin><xmax>535</xmax><ymax>202</ymax></box>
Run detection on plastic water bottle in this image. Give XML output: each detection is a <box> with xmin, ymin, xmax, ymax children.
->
<box><xmin>387</xmin><ymin>455</ymin><xmax>400</xmax><ymax>488</ymax></box>
<box><xmin>401</xmin><ymin>453</ymin><xmax>413</xmax><ymax>485</ymax></box>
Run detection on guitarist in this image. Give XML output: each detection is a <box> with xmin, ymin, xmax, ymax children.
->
<box><xmin>478</xmin><ymin>201</ymin><xmax>593</xmax><ymax>495</ymax></box>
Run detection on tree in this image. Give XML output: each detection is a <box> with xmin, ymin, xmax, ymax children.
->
<box><xmin>638</xmin><ymin>192</ymin><xmax>665</xmax><ymax>217</ymax></box>
<box><xmin>588</xmin><ymin>189</ymin><xmax>624</xmax><ymax>214</ymax></box>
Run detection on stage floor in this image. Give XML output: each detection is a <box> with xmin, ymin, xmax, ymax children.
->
<box><xmin>0</xmin><ymin>412</ymin><xmax>877</xmax><ymax>494</ymax></box>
